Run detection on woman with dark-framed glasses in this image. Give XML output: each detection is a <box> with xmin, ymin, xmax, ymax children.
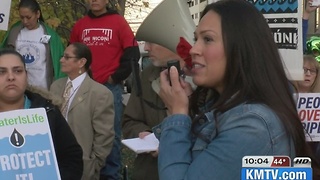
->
<box><xmin>295</xmin><ymin>55</ymin><xmax>320</xmax><ymax>93</ymax></box>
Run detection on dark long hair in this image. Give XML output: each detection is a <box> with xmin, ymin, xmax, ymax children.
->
<box><xmin>18</xmin><ymin>0</ymin><xmax>45</xmax><ymax>22</ymax></box>
<box><xmin>70</xmin><ymin>42</ymin><xmax>93</xmax><ymax>78</ymax></box>
<box><xmin>189</xmin><ymin>0</ymin><xmax>320</xmax><ymax>177</ymax></box>
<box><xmin>0</xmin><ymin>49</ymin><xmax>25</xmax><ymax>68</ymax></box>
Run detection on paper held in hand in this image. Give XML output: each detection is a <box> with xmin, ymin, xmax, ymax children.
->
<box><xmin>121</xmin><ymin>133</ymin><xmax>159</xmax><ymax>154</ymax></box>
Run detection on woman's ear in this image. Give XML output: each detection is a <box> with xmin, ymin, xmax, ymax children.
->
<box><xmin>79</xmin><ymin>58</ymin><xmax>87</xmax><ymax>68</ymax></box>
<box><xmin>36</xmin><ymin>10</ymin><xmax>41</xmax><ymax>19</ymax></box>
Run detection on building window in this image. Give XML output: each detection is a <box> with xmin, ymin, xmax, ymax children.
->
<box><xmin>195</xmin><ymin>0</ymin><xmax>198</xmax><ymax>5</ymax></box>
<box><xmin>200</xmin><ymin>0</ymin><xmax>206</xmax><ymax>3</ymax></box>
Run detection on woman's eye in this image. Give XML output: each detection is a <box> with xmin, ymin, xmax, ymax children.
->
<box><xmin>204</xmin><ymin>36</ymin><xmax>213</xmax><ymax>42</ymax></box>
<box><xmin>14</xmin><ymin>69</ymin><xmax>23</xmax><ymax>73</ymax></box>
<box><xmin>193</xmin><ymin>37</ymin><xmax>198</xmax><ymax>42</ymax></box>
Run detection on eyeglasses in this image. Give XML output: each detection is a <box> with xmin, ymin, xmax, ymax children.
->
<box><xmin>303</xmin><ymin>67</ymin><xmax>317</xmax><ymax>75</ymax></box>
<box><xmin>61</xmin><ymin>55</ymin><xmax>78</xmax><ymax>60</ymax></box>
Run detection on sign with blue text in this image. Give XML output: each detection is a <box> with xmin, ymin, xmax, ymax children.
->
<box><xmin>0</xmin><ymin>0</ymin><xmax>12</xmax><ymax>31</ymax></box>
<box><xmin>296</xmin><ymin>93</ymin><xmax>320</xmax><ymax>142</ymax></box>
<box><xmin>0</xmin><ymin>108</ymin><xmax>61</xmax><ymax>180</ymax></box>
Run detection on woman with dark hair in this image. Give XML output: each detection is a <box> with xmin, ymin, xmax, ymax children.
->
<box><xmin>155</xmin><ymin>0</ymin><xmax>320</xmax><ymax>179</ymax></box>
<box><xmin>0</xmin><ymin>48</ymin><xmax>83</xmax><ymax>180</ymax></box>
<box><xmin>0</xmin><ymin>0</ymin><xmax>65</xmax><ymax>90</ymax></box>
<box><xmin>50</xmin><ymin>42</ymin><xmax>115</xmax><ymax>180</ymax></box>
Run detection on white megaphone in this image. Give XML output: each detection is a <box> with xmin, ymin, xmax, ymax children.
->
<box><xmin>136</xmin><ymin>0</ymin><xmax>197</xmax><ymax>95</ymax></box>
<box><xmin>136</xmin><ymin>0</ymin><xmax>196</xmax><ymax>53</ymax></box>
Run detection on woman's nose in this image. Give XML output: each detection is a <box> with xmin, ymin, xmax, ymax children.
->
<box><xmin>190</xmin><ymin>42</ymin><xmax>201</xmax><ymax>58</ymax></box>
<box><xmin>7</xmin><ymin>72</ymin><xmax>15</xmax><ymax>81</ymax></box>
<box><xmin>21</xmin><ymin>18</ymin><xmax>28</xmax><ymax>25</ymax></box>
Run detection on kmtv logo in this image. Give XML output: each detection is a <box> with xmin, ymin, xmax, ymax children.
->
<box><xmin>293</xmin><ymin>157</ymin><xmax>311</xmax><ymax>167</ymax></box>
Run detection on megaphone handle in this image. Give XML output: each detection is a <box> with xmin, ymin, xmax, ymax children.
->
<box><xmin>130</xmin><ymin>57</ymin><xmax>142</xmax><ymax>97</ymax></box>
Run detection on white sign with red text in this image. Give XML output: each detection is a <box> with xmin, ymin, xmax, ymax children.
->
<box><xmin>296</xmin><ymin>93</ymin><xmax>320</xmax><ymax>142</ymax></box>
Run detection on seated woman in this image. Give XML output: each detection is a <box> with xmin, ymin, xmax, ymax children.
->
<box><xmin>50</xmin><ymin>42</ymin><xmax>115</xmax><ymax>180</ymax></box>
<box><xmin>0</xmin><ymin>48</ymin><xmax>83</xmax><ymax>180</ymax></box>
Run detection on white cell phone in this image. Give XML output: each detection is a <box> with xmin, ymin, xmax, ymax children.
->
<box><xmin>312</xmin><ymin>0</ymin><xmax>320</xmax><ymax>6</ymax></box>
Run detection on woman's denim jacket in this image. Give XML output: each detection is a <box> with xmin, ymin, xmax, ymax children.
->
<box><xmin>153</xmin><ymin>103</ymin><xmax>295</xmax><ymax>180</ymax></box>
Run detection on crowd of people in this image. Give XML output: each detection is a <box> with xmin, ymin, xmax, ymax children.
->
<box><xmin>0</xmin><ymin>0</ymin><xmax>139</xmax><ymax>179</ymax></box>
<box><xmin>1</xmin><ymin>0</ymin><xmax>320</xmax><ymax>179</ymax></box>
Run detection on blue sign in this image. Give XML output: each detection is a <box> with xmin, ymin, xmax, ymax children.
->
<box><xmin>0</xmin><ymin>108</ymin><xmax>61</xmax><ymax>180</ymax></box>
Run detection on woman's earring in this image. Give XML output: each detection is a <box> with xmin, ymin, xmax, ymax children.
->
<box><xmin>79</xmin><ymin>69</ymin><xmax>82</xmax><ymax>74</ymax></box>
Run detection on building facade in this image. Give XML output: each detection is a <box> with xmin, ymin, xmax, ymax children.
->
<box><xmin>188</xmin><ymin>0</ymin><xmax>218</xmax><ymax>25</ymax></box>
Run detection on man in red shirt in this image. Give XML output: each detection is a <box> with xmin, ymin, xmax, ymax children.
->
<box><xmin>70</xmin><ymin>0</ymin><xmax>140</xmax><ymax>179</ymax></box>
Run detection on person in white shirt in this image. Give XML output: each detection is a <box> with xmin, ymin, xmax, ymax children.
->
<box><xmin>1</xmin><ymin>0</ymin><xmax>65</xmax><ymax>90</ymax></box>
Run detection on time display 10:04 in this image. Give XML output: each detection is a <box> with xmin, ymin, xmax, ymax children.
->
<box><xmin>242</xmin><ymin>156</ymin><xmax>291</xmax><ymax>167</ymax></box>
<box><xmin>244</xmin><ymin>157</ymin><xmax>269</xmax><ymax>164</ymax></box>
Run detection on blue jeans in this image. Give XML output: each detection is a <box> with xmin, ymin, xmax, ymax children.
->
<box><xmin>100</xmin><ymin>83</ymin><xmax>123</xmax><ymax>179</ymax></box>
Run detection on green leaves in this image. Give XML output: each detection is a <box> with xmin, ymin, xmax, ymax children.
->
<box><xmin>0</xmin><ymin>0</ymin><xmax>151</xmax><ymax>44</ymax></box>
<box><xmin>0</xmin><ymin>0</ymin><xmax>88</xmax><ymax>46</ymax></box>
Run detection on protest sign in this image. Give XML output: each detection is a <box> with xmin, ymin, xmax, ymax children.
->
<box><xmin>0</xmin><ymin>108</ymin><xmax>61</xmax><ymax>180</ymax></box>
<box><xmin>0</xmin><ymin>0</ymin><xmax>12</xmax><ymax>31</ymax></box>
<box><xmin>296</xmin><ymin>93</ymin><xmax>320</xmax><ymax>142</ymax></box>
<box><xmin>248</xmin><ymin>0</ymin><xmax>303</xmax><ymax>81</ymax></box>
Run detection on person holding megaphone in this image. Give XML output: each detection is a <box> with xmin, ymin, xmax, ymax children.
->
<box><xmin>153</xmin><ymin>0</ymin><xmax>320</xmax><ymax>180</ymax></box>
<box><xmin>122</xmin><ymin>40</ymin><xmax>195</xmax><ymax>180</ymax></box>
<box><xmin>122</xmin><ymin>0</ymin><xmax>195</xmax><ymax>179</ymax></box>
